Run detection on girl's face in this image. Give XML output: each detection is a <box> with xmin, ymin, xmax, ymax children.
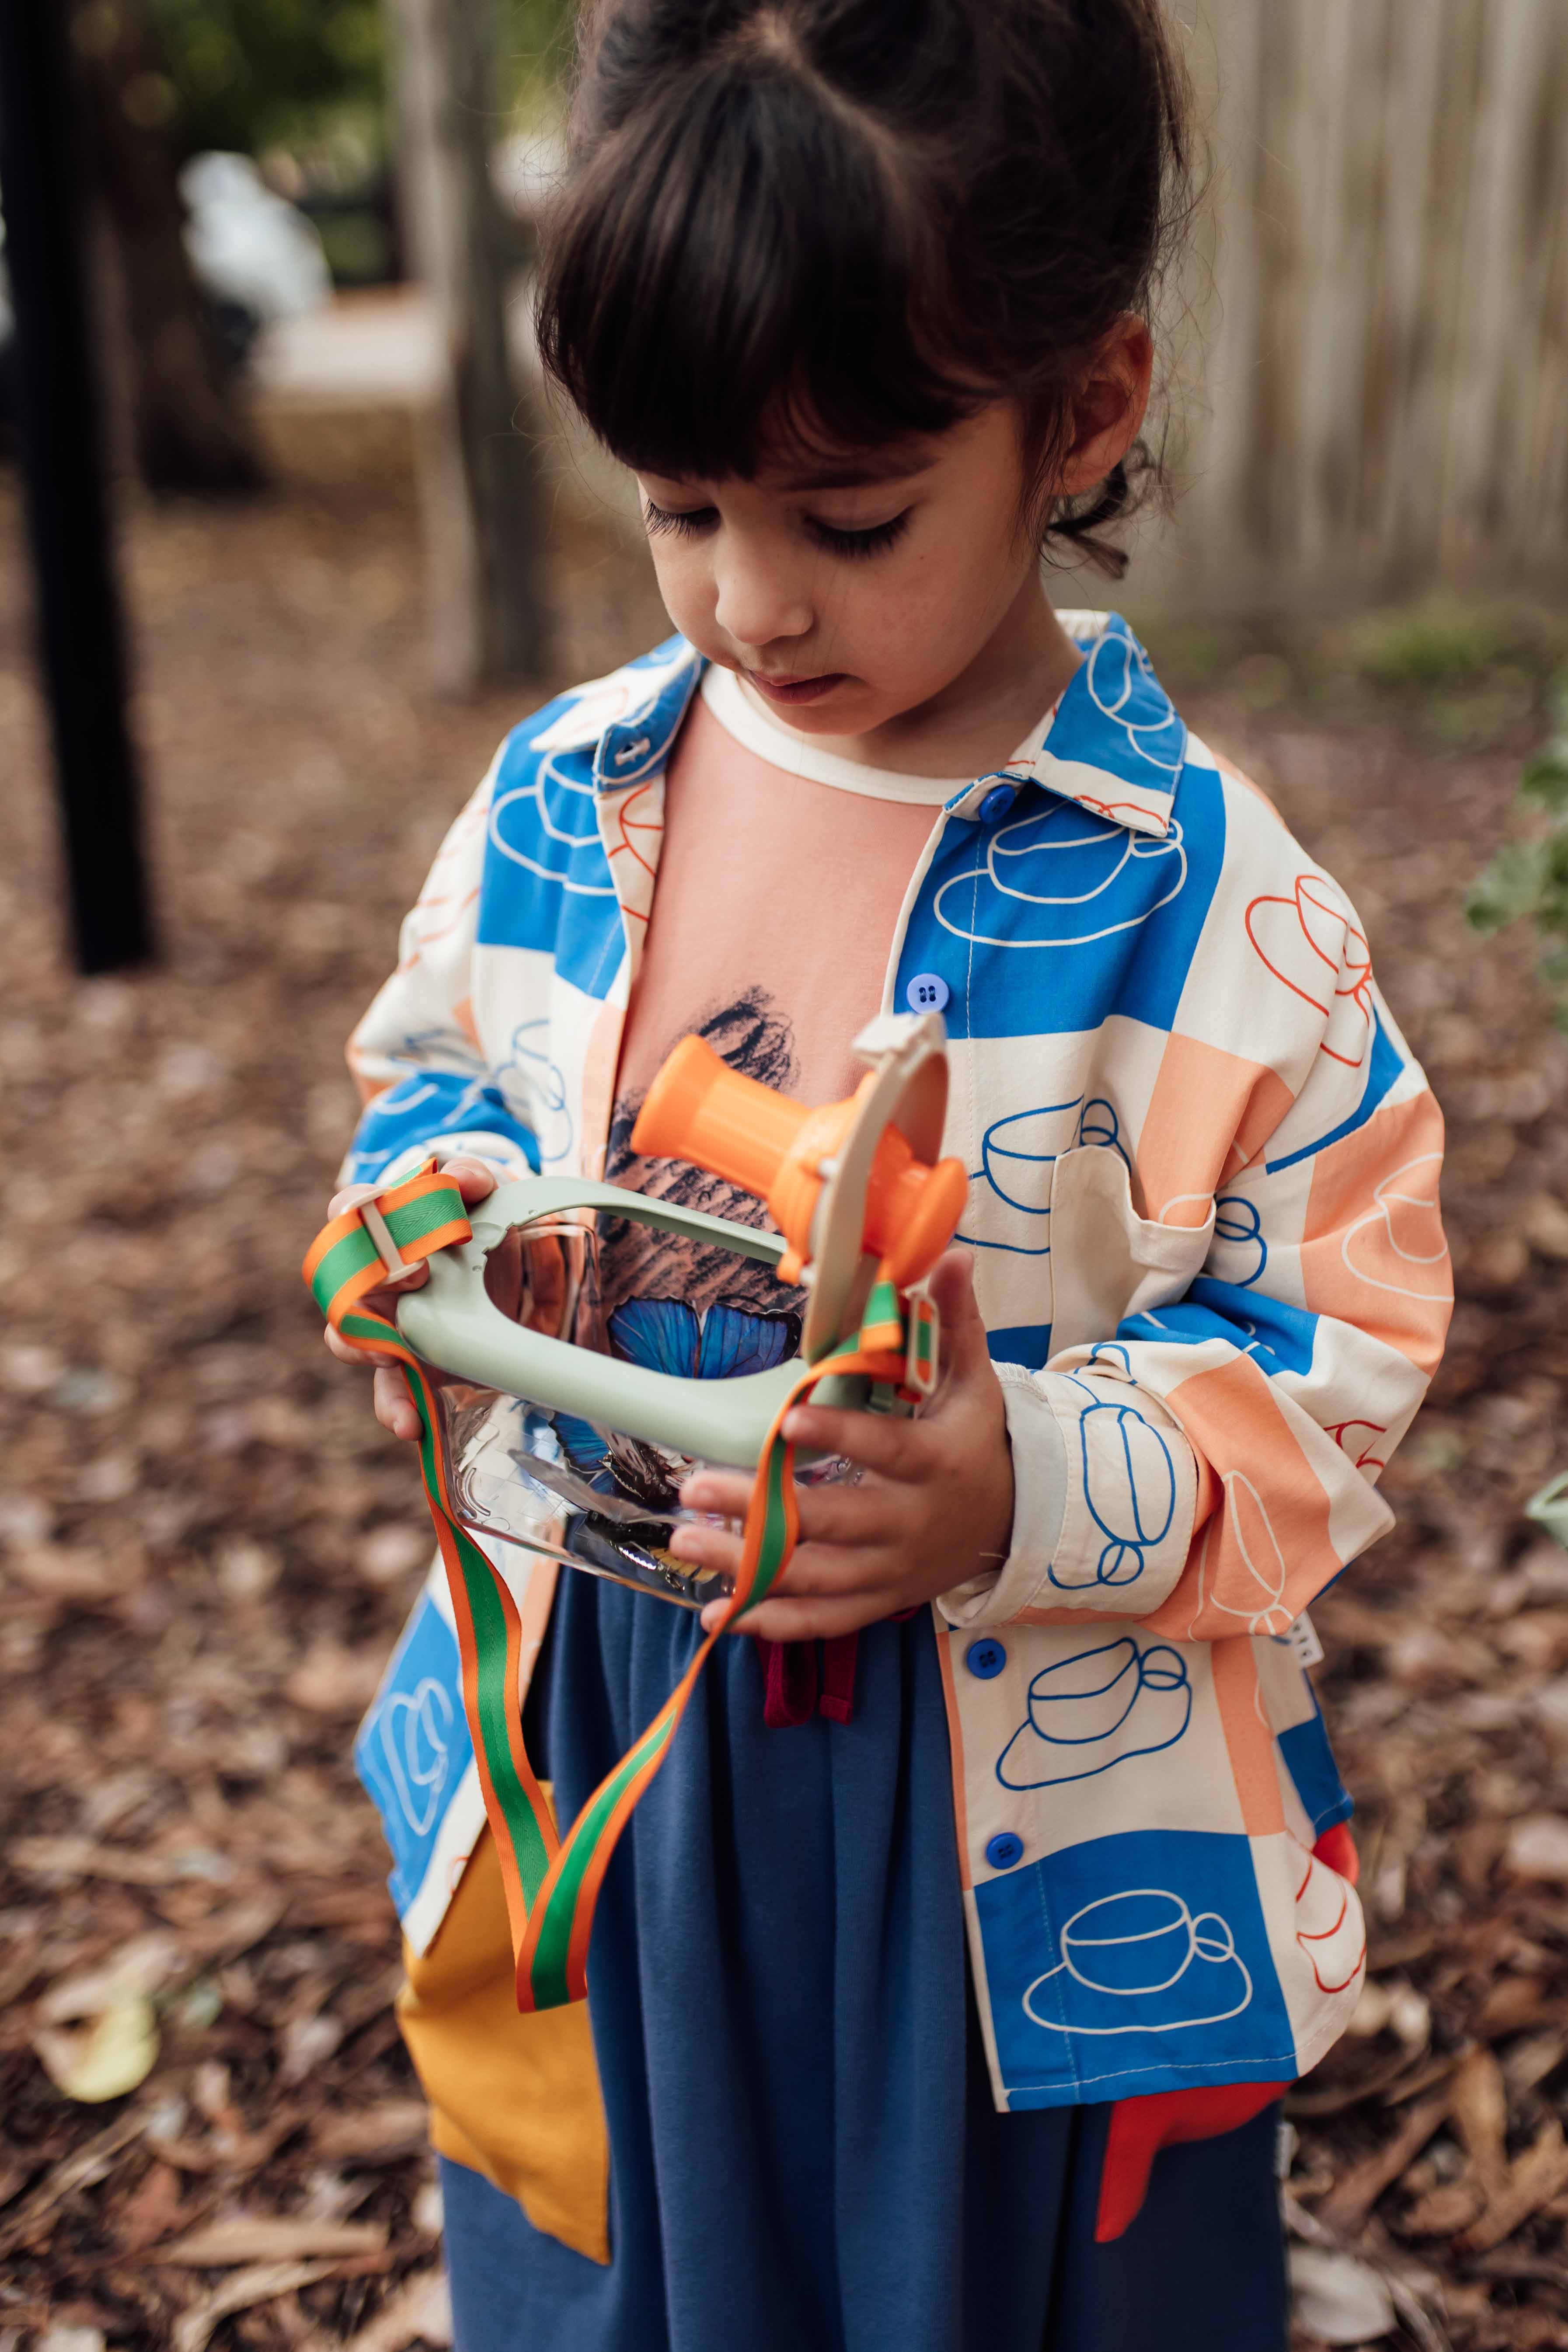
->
<box><xmin>634</xmin><ymin>402</ymin><xmax>1046</xmax><ymax>740</ymax></box>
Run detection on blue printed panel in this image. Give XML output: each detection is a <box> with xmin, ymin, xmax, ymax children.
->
<box><xmin>355</xmin><ymin>1592</ymin><xmax>474</xmax><ymax>1919</ymax></box>
<box><xmin>977</xmin><ymin>1829</ymin><xmax>1293</xmax><ymax>2108</ymax></box>
<box><xmin>899</xmin><ymin>762</ymin><xmax>1226</xmax><ymax>1041</ymax></box>
<box><xmin>986</xmin><ymin>1324</ymin><xmax>1052</xmax><ymax>1373</ymax></box>
<box><xmin>345</xmin><ymin>1069</ymin><xmax>541</xmax><ymax>1185</ymax></box>
<box><xmin>1118</xmin><ymin>1285</ymin><xmax>1320</xmax><ymax>1382</ymax></box>
<box><xmin>1277</xmin><ymin>1703</ymin><xmax>1353</xmax><ymax>1837</ymax></box>
<box><xmin>477</xmin><ymin>716</ymin><xmax>626</xmax><ymax>1001</ymax></box>
<box><xmin>1044</xmin><ymin>619</ymin><xmax>1189</xmax><ymax>794</ymax></box>
<box><xmin>1267</xmin><ymin>1009</ymin><xmax>1404</xmax><ymax>1174</ymax></box>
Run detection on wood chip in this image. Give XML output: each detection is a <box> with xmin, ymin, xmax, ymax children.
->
<box><xmin>171</xmin><ymin>2260</ymin><xmax>339</xmax><ymax>2352</ymax></box>
<box><xmin>156</xmin><ymin>2216</ymin><xmax>385</xmax><ymax>2267</ymax></box>
<box><xmin>1316</xmin><ymin>2091</ymin><xmax>1453</xmax><ymax>2234</ymax></box>
<box><xmin>1400</xmin><ymin>2180</ymin><xmax>1487</xmax><ymax>2237</ymax></box>
<box><xmin>337</xmin><ymin>2265</ymin><xmax>453</xmax><ymax>2352</ymax></box>
<box><xmin>312</xmin><ymin>2102</ymin><xmax>430</xmax><ymax>2164</ymax></box>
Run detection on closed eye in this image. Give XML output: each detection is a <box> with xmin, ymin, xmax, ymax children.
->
<box><xmin>643</xmin><ymin>500</ymin><xmax>719</xmax><ymax>539</ymax></box>
<box><xmin>805</xmin><ymin>510</ymin><xmax>911</xmax><ymax>559</ymax></box>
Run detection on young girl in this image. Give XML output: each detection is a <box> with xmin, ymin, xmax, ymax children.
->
<box><xmin>328</xmin><ymin>4</ymin><xmax>1451</xmax><ymax>2345</ymax></box>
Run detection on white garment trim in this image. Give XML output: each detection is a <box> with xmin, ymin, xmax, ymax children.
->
<box><xmin>700</xmin><ymin>662</ymin><xmax>967</xmax><ymax>804</ymax></box>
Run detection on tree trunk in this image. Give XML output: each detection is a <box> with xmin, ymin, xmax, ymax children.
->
<box><xmin>383</xmin><ymin>0</ymin><xmax>547</xmax><ymax>690</ymax></box>
<box><xmin>69</xmin><ymin>0</ymin><xmax>264</xmax><ymax>497</ymax></box>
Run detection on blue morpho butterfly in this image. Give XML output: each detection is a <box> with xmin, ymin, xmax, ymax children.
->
<box><xmin>554</xmin><ymin>1300</ymin><xmax>801</xmax><ymax>1511</ymax></box>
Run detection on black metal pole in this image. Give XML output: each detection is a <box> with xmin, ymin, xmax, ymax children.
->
<box><xmin>0</xmin><ymin>0</ymin><xmax>154</xmax><ymax>973</ymax></box>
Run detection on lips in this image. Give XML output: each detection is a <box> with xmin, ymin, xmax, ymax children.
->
<box><xmin>744</xmin><ymin>669</ymin><xmax>847</xmax><ymax>707</ymax></box>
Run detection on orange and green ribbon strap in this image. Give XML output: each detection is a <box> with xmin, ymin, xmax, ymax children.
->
<box><xmin>305</xmin><ymin>1178</ymin><xmax>916</xmax><ymax>2015</ymax></box>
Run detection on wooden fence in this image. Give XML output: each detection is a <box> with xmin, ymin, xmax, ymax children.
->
<box><xmin>1118</xmin><ymin>0</ymin><xmax>1568</xmax><ymax>614</ymax></box>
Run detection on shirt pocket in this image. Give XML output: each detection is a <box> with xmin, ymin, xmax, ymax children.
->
<box><xmin>1047</xmin><ymin>1145</ymin><xmax>1215</xmax><ymax>1361</ymax></box>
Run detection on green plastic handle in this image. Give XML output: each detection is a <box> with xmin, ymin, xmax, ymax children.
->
<box><xmin>394</xmin><ymin>1176</ymin><xmax>868</xmax><ymax>1471</ymax></box>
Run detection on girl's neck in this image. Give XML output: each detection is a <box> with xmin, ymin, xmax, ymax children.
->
<box><xmin>738</xmin><ymin>576</ymin><xmax>1084</xmax><ymax>781</ymax></box>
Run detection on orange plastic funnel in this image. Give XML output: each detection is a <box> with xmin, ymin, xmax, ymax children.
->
<box><xmin>632</xmin><ymin>1034</ymin><xmax>967</xmax><ymax>1289</ymax></box>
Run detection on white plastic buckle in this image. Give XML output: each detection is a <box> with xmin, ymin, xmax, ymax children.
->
<box><xmin>359</xmin><ymin>1184</ymin><xmax>418</xmax><ymax>1285</ymax></box>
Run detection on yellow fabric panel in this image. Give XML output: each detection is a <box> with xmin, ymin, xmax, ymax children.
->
<box><xmin>397</xmin><ymin>1825</ymin><xmax>610</xmax><ymax>2265</ymax></box>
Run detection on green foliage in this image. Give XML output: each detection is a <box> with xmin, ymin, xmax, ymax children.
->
<box><xmin>1350</xmin><ymin>604</ymin><xmax>1526</xmax><ymax>695</ymax></box>
<box><xmin>151</xmin><ymin>0</ymin><xmax>385</xmax><ymax>155</ymax></box>
<box><xmin>150</xmin><ymin>0</ymin><xmax>575</xmax><ymax>161</ymax></box>
<box><xmin>1467</xmin><ymin>677</ymin><xmax>1568</xmax><ymax>1027</ymax></box>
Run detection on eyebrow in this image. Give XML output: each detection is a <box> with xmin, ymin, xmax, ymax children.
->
<box><xmin>770</xmin><ymin>456</ymin><xmax>935</xmax><ymax>492</ymax></box>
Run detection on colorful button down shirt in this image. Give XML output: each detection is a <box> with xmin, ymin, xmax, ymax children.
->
<box><xmin>345</xmin><ymin>612</ymin><xmax>1452</xmax><ymax>2112</ymax></box>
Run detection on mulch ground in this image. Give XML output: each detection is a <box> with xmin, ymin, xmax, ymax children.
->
<box><xmin>0</xmin><ymin>401</ymin><xmax>1566</xmax><ymax>2350</ymax></box>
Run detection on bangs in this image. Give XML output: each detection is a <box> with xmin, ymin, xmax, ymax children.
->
<box><xmin>534</xmin><ymin>54</ymin><xmax>981</xmax><ymax>481</ymax></box>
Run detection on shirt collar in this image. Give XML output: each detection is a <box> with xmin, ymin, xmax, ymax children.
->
<box><xmin>958</xmin><ymin>612</ymin><xmax>1186</xmax><ymax>838</ymax></box>
<box><xmin>564</xmin><ymin>617</ymin><xmax>1185</xmax><ymax>838</ymax></box>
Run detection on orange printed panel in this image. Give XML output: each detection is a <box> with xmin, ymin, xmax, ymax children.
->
<box><xmin>1300</xmin><ymin>1091</ymin><xmax>1451</xmax><ymax>1374</ymax></box>
<box><xmin>1138</xmin><ymin>1031</ymin><xmax>1295</xmax><ymax>1217</ymax></box>
<box><xmin>1140</xmin><ymin>1355</ymin><xmax>1343</xmax><ymax>1642</ymax></box>
<box><xmin>1208</xmin><ymin>1638</ymin><xmax>1284</xmax><ymax>1837</ymax></box>
<box><xmin>579</xmin><ymin>997</ymin><xmax>626</xmax><ymax>1180</ymax></box>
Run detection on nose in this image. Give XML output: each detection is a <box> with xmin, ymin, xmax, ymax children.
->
<box><xmin>711</xmin><ymin>539</ymin><xmax>813</xmax><ymax>652</ymax></box>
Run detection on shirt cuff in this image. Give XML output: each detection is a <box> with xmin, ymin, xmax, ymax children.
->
<box><xmin>937</xmin><ymin>1365</ymin><xmax>1069</xmax><ymax>1628</ymax></box>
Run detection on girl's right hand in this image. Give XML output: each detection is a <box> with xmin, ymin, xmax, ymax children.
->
<box><xmin>322</xmin><ymin>1159</ymin><xmax>500</xmax><ymax>1442</ymax></box>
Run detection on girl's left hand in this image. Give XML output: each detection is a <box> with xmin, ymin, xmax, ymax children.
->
<box><xmin>671</xmin><ymin>1248</ymin><xmax>1014</xmax><ymax>1641</ymax></box>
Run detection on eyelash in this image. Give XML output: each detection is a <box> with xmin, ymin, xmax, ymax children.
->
<box><xmin>642</xmin><ymin>502</ymin><xmax>911</xmax><ymax>561</ymax></box>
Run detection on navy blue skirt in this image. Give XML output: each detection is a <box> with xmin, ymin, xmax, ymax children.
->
<box><xmin>441</xmin><ymin>1577</ymin><xmax>1286</xmax><ymax>2352</ymax></box>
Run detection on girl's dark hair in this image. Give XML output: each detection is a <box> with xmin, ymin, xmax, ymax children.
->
<box><xmin>535</xmin><ymin>0</ymin><xmax>1191</xmax><ymax>576</ymax></box>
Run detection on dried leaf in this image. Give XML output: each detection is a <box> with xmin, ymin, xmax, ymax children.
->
<box><xmin>33</xmin><ymin>2000</ymin><xmax>159</xmax><ymax>2104</ymax></box>
<box><xmin>1458</xmin><ymin>2118</ymin><xmax>1568</xmax><ymax>2254</ymax></box>
<box><xmin>37</xmin><ymin>1934</ymin><xmax>182</xmax><ymax>2024</ymax></box>
<box><xmin>1288</xmin><ymin>2245</ymin><xmax>1398</xmax><ymax>2344</ymax></box>
<box><xmin>1450</xmin><ymin>2045</ymin><xmax>1509</xmax><ymax>2195</ymax></box>
<box><xmin>1475</xmin><ymin>1975</ymin><xmax>1549</xmax><ymax>2039</ymax></box>
<box><xmin>1505</xmin><ymin>1815</ymin><xmax>1568</xmax><ymax>1883</ymax></box>
<box><xmin>284</xmin><ymin>1643</ymin><xmax>384</xmax><ymax>1717</ymax></box>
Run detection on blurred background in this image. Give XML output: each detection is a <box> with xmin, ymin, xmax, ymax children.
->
<box><xmin>0</xmin><ymin>3</ymin><xmax>1565</xmax><ymax>2348</ymax></box>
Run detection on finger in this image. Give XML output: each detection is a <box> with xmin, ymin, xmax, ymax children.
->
<box><xmin>779</xmin><ymin>1401</ymin><xmax>928</xmax><ymax>1481</ymax></box>
<box><xmin>680</xmin><ymin>1468</ymin><xmax>895</xmax><ymax>1553</ymax></box>
<box><xmin>678</xmin><ymin>1469</ymin><xmax>754</xmax><ymax>1522</ymax></box>
<box><xmin>373</xmin><ymin>1363</ymin><xmax>422</xmax><ymax>1442</ymax></box>
<box><xmin>668</xmin><ymin>1519</ymin><xmax>746</xmax><ymax>1582</ymax></box>
<box><xmin>324</xmin><ymin>1322</ymin><xmax>407</xmax><ymax>1367</ymax></box>
<box><xmin>766</xmin><ymin>1537</ymin><xmax>906</xmax><ymax>1597</ymax></box>
<box><xmin>441</xmin><ymin>1157</ymin><xmax>500</xmax><ymax>1202</ymax></box>
<box><xmin>923</xmin><ymin>1247</ymin><xmax>994</xmax><ymax>1388</ymax></box>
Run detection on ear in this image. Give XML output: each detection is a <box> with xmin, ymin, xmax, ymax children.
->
<box><xmin>1055</xmin><ymin>316</ymin><xmax>1154</xmax><ymax>498</ymax></box>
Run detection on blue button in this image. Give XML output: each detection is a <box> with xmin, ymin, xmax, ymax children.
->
<box><xmin>906</xmin><ymin>971</ymin><xmax>950</xmax><ymax>1014</ymax></box>
<box><xmin>978</xmin><ymin>784</ymin><xmax>1016</xmax><ymax>822</ymax></box>
<box><xmin>986</xmin><ymin>1832</ymin><xmax>1024</xmax><ymax>1871</ymax></box>
<box><xmin>965</xmin><ymin>1637</ymin><xmax>1006</xmax><ymax>1680</ymax></box>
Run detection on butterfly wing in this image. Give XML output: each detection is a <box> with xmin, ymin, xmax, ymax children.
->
<box><xmin>609</xmin><ymin>1297</ymin><xmax>701</xmax><ymax>1377</ymax></box>
<box><xmin>695</xmin><ymin>1303</ymin><xmax>800</xmax><ymax>1381</ymax></box>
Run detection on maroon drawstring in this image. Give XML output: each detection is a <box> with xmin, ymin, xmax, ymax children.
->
<box><xmin>760</xmin><ymin>1636</ymin><xmax>840</xmax><ymax>1728</ymax></box>
<box><xmin>758</xmin><ymin>1613</ymin><xmax>919</xmax><ymax>1728</ymax></box>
